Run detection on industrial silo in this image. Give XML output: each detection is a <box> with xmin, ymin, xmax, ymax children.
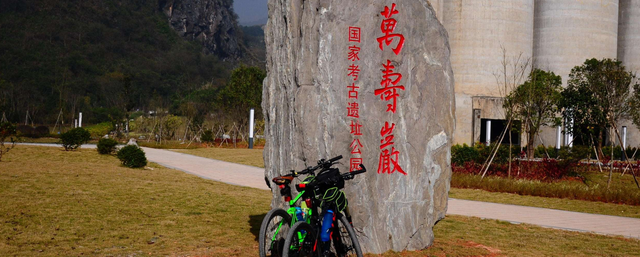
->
<box><xmin>618</xmin><ymin>0</ymin><xmax>640</xmax><ymax>150</ymax></box>
<box><xmin>443</xmin><ymin>0</ymin><xmax>535</xmax><ymax>145</ymax></box>
<box><xmin>533</xmin><ymin>0</ymin><xmax>619</xmax><ymax>86</ymax></box>
<box><xmin>619</xmin><ymin>0</ymin><xmax>640</xmax><ymax>74</ymax></box>
<box><xmin>534</xmin><ymin>0</ymin><xmax>619</xmax><ymax>148</ymax></box>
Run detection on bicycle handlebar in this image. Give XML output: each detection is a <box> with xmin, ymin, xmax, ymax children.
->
<box><xmin>294</xmin><ymin>155</ymin><xmax>343</xmax><ymax>176</ymax></box>
<box><xmin>327</xmin><ymin>155</ymin><xmax>343</xmax><ymax>163</ymax></box>
<box><xmin>342</xmin><ymin>164</ymin><xmax>366</xmax><ymax>180</ymax></box>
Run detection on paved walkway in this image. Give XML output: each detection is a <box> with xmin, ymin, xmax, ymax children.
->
<box><xmin>448</xmin><ymin>199</ymin><xmax>640</xmax><ymax>239</ymax></box>
<box><xmin>141</xmin><ymin>147</ymin><xmax>267</xmax><ymax>189</ymax></box>
<box><xmin>16</xmin><ymin>143</ymin><xmax>640</xmax><ymax>239</ymax></box>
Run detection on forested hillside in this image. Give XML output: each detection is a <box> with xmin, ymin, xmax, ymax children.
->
<box><xmin>0</xmin><ymin>0</ymin><xmax>264</xmax><ymax>125</ymax></box>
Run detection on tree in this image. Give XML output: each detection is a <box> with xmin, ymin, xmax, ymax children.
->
<box><xmin>217</xmin><ymin>65</ymin><xmax>266</xmax><ymax>145</ymax></box>
<box><xmin>0</xmin><ymin>122</ymin><xmax>17</xmax><ymax>161</ymax></box>
<box><xmin>218</xmin><ymin>65</ymin><xmax>265</xmax><ymax>118</ymax></box>
<box><xmin>60</xmin><ymin>127</ymin><xmax>91</xmax><ymax>151</ymax></box>
<box><xmin>627</xmin><ymin>80</ymin><xmax>640</xmax><ymax>130</ymax></box>
<box><xmin>486</xmin><ymin>47</ymin><xmax>530</xmax><ymax>178</ymax></box>
<box><xmin>505</xmin><ymin>69</ymin><xmax>562</xmax><ymax>158</ymax></box>
<box><xmin>561</xmin><ymin>58</ymin><xmax>636</xmax><ymax>160</ymax></box>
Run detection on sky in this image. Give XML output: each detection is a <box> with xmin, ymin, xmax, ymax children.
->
<box><xmin>233</xmin><ymin>0</ymin><xmax>268</xmax><ymax>26</ymax></box>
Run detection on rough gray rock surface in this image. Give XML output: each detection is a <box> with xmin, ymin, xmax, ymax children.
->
<box><xmin>262</xmin><ymin>0</ymin><xmax>454</xmax><ymax>253</ymax></box>
<box><xmin>161</xmin><ymin>0</ymin><xmax>241</xmax><ymax>58</ymax></box>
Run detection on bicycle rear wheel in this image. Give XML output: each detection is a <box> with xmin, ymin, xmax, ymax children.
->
<box><xmin>282</xmin><ymin>221</ymin><xmax>317</xmax><ymax>257</ymax></box>
<box><xmin>331</xmin><ymin>214</ymin><xmax>362</xmax><ymax>257</ymax></box>
<box><xmin>259</xmin><ymin>208</ymin><xmax>292</xmax><ymax>257</ymax></box>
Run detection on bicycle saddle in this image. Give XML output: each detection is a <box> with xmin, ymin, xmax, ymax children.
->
<box><xmin>272</xmin><ymin>175</ymin><xmax>294</xmax><ymax>185</ymax></box>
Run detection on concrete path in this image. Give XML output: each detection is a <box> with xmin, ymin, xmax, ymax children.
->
<box><xmin>14</xmin><ymin>143</ymin><xmax>268</xmax><ymax>190</ymax></box>
<box><xmin>15</xmin><ymin>143</ymin><xmax>640</xmax><ymax>239</ymax></box>
<box><xmin>448</xmin><ymin>198</ymin><xmax>640</xmax><ymax>239</ymax></box>
<box><xmin>141</xmin><ymin>147</ymin><xmax>267</xmax><ymax>189</ymax></box>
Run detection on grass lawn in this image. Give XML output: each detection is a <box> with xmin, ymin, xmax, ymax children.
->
<box><xmin>452</xmin><ymin>171</ymin><xmax>640</xmax><ymax>206</ymax></box>
<box><xmin>174</xmin><ymin>147</ymin><xmax>640</xmax><ymax>219</ymax></box>
<box><xmin>385</xmin><ymin>215</ymin><xmax>640</xmax><ymax>257</ymax></box>
<box><xmin>450</xmin><ymin>188</ymin><xmax>640</xmax><ymax>219</ymax></box>
<box><xmin>1</xmin><ymin>146</ymin><xmax>638</xmax><ymax>256</ymax></box>
<box><xmin>172</xmin><ymin>147</ymin><xmax>265</xmax><ymax>168</ymax></box>
<box><xmin>0</xmin><ymin>146</ymin><xmax>271</xmax><ymax>256</ymax></box>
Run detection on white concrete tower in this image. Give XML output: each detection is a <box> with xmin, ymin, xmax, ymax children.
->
<box><xmin>617</xmin><ymin>0</ymin><xmax>640</xmax><ymax>148</ymax></box>
<box><xmin>533</xmin><ymin>0</ymin><xmax>619</xmax><ymax>86</ymax></box>
<box><xmin>443</xmin><ymin>0</ymin><xmax>535</xmax><ymax>145</ymax></box>
<box><xmin>618</xmin><ymin>0</ymin><xmax>640</xmax><ymax>75</ymax></box>
<box><xmin>534</xmin><ymin>0</ymin><xmax>619</xmax><ymax>147</ymax></box>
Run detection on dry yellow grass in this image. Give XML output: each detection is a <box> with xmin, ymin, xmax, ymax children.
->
<box><xmin>450</xmin><ymin>188</ymin><xmax>640</xmax><ymax>219</ymax></box>
<box><xmin>0</xmin><ymin>146</ymin><xmax>270</xmax><ymax>256</ymax></box>
<box><xmin>1</xmin><ymin>146</ymin><xmax>638</xmax><ymax>256</ymax></box>
<box><xmin>377</xmin><ymin>215</ymin><xmax>640</xmax><ymax>257</ymax></box>
<box><xmin>172</xmin><ymin>147</ymin><xmax>265</xmax><ymax>168</ymax></box>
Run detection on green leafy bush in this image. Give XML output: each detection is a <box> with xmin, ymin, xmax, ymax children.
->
<box><xmin>34</xmin><ymin>126</ymin><xmax>50</xmax><ymax>137</ymax></box>
<box><xmin>451</xmin><ymin>144</ymin><xmax>481</xmax><ymax>166</ymax></box>
<box><xmin>117</xmin><ymin>145</ymin><xmax>147</xmax><ymax>168</ymax></box>
<box><xmin>60</xmin><ymin>128</ymin><xmax>91</xmax><ymax>151</ymax></box>
<box><xmin>86</xmin><ymin>122</ymin><xmax>114</xmax><ymax>138</ymax></box>
<box><xmin>16</xmin><ymin>125</ymin><xmax>36</xmax><ymax>137</ymax></box>
<box><xmin>201</xmin><ymin>130</ymin><xmax>214</xmax><ymax>144</ymax></box>
<box><xmin>97</xmin><ymin>138</ymin><xmax>118</xmax><ymax>154</ymax></box>
<box><xmin>451</xmin><ymin>143</ymin><xmax>519</xmax><ymax>166</ymax></box>
<box><xmin>534</xmin><ymin>145</ymin><xmax>556</xmax><ymax>158</ymax></box>
<box><xmin>0</xmin><ymin>122</ymin><xmax>18</xmax><ymax>161</ymax></box>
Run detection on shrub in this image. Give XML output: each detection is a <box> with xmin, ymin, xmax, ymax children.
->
<box><xmin>451</xmin><ymin>143</ymin><xmax>519</xmax><ymax>166</ymax></box>
<box><xmin>451</xmin><ymin>172</ymin><xmax>640</xmax><ymax>205</ymax></box>
<box><xmin>201</xmin><ymin>130</ymin><xmax>214</xmax><ymax>144</ymax></box>
<box><xmin>0</xmin><ymin>122</ymin><xmax>18</xmax><ymax>161</ymax></box>
<box><xmin>534</xmin><ymin>145</ymin><xmax>556</xmax><ymax>158</ymax></box>
<box><xmin>117</xmin><ymin>145</ymin><xmax>147</xmax><ymax>168</ymax></box>
<box><xmin>97</xmin><ymin>138</ymin><xmax>118</xmax><ymax>154</ymax></box>
<box><xmin>34</xmin><ymin>126</ymin><xmax>50</xmax><ymax>137</ymax></box>
<box><xmin>453</xmin><ymin>158</ymin><xmax>577</xmax><ymax>182</ymax></box>
<box><xmin>60</xmin><ymin>128</ymin><xmax>91</xmax><ymax>151</ymax></box>
<box><xmin>86</xmin><ymin>122</ymin><xmax>114</xmax><ymax>138</ymax></box>
<box><xmin>451</xmin><ymin>144</ymin><xmax>480</xmax><ymax>166</ymax></box>
<box><xmin>16</xmin><ymin>125</ymin><xmax>36</xmax><ymax>137</ymax></box>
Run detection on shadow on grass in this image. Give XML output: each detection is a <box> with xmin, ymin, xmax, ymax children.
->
<box><xmin>250</xmin><ymin>213</ymin><xmax>267</xmax><ymax>241</ymax></box>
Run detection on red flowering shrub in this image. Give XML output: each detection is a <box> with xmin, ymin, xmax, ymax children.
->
<box><xmin>452</xmin><ymin>158</ymin><xmax>577</xmax><ymax>181</ymax></box>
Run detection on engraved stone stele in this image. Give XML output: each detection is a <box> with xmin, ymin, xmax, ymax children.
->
<box><xmin>262</xmin><ymin>0</ymin><xmax>455</xmax><ymax>253</ymax></box>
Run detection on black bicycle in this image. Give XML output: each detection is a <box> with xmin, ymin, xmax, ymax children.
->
<box><xmin>260</xmin><ymin>156</ymin><xmax>345</xmax><ymax>257</ymax></box>
<box><xmin>282</xmin><ymin>156</ymin><xmax>366</xmax><ymax>257</ymax></box>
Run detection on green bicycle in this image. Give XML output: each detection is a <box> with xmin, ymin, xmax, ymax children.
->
<box><xmin>259</xmin><ymin>156</ymin><xmax>341</xmax><ymax>257</ymax></box>
<box><xmin>283</xmin><ymin>156</ymin><xmax>366</xmax><ymax>257</ymax></box>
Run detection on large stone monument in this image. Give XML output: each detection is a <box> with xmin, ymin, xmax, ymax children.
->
<box><xmin>262</xmin><ymin>0</ymin><xmax>455</xmax><ymax>253</ymax></box>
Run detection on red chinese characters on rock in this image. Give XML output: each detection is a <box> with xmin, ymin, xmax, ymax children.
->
<box><xmin>347</xmin><ymin>26</ymin><xmax>364</xmax><ymax>172</ymax></box>
<box><xmin>350</xmin><ymin>139</ymin><xmax>363</xmax><ymax>154</ymax></box>
<box><xmin>348</xmin><ymin>83</ymin><xmax>359</xmax><ymax>99</ymax></box>
<box><xmin>377</xmin><ymin>122</ymin><xmax>405</xmax><ymax>175</ymax></box>
<box><xmin>349</xmin><ymin>26</ymin><xmax>361</xmax><ymax>43</ymax></box>
<box><xmin>348</xmin><ymin>45</ymin><xmax>361</xmax><ymax>62</ymax></box>
<box><xmin>347</xmin><ymin>102</ymin><xmax>360</xmax><ymax>118</ymax></box>
<box><xmin>350</xmin><ymin>158</ymin><xmax>363</xmax><ymax>173</ymax></box>
<box><xmin>376</xmin><ymin>3</ymin><xmax>406</xmax><ymax>175</ymax></box>
<box><xmin>348</xmin><ymin>64</ymin><xmax>360</xmax><ymax>81</ymax></box>
<box><xmin>350</xmin><ymin>120</ymin><xmax>362</xmax><ymax>136</ymax></box>
<box><xmin>377</xmin><ymin>3</ymin><xmax>404</xmax><ymax>55</ymax></box>
<box><xmin>375</xmin><ymin>60</ymin><xmax>405</xmax><ymax>113</ymax></box>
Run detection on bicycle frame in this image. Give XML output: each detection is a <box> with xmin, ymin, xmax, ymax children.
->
<box><xmin>269</xmin><ymin>176</ymin><xmax>318</xmax><ymax>247</ymax></box>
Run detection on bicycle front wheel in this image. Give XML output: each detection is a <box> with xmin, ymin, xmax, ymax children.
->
<box><xmin>331</xmin><ymin>214</ymin><xmax>363</xmax><ymax>257</ymax></box>
<box><xmin>259</xmin><ymin>208</ymin><xmax>292</xmax><ymax>257</ymax></box>
<box><xmin>282</xmin><ymin>221</ymin><xmax>317</xmax><ymax>257</ymax></box>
